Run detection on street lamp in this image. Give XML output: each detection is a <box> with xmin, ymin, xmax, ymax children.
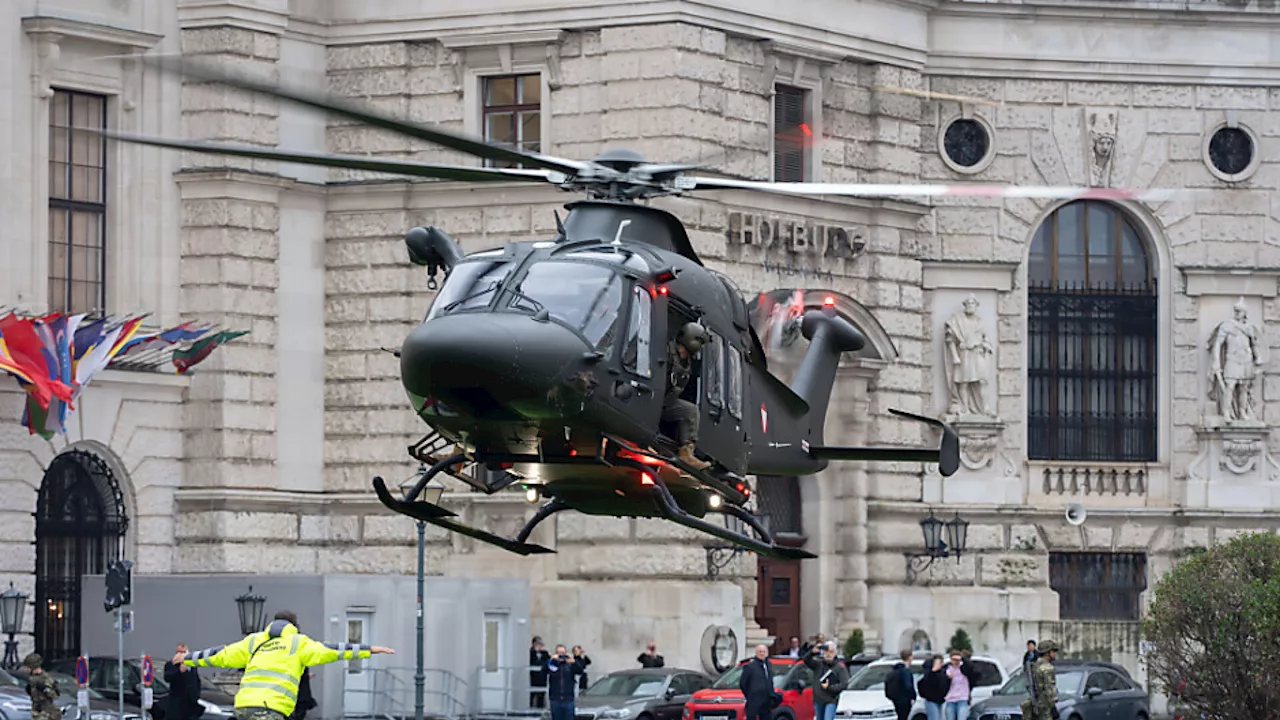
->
<box><xmin>400</xmin><ymin>465</ymin><xmax>445</xmax><ymax>720</ymax></box>
<box><xmin>1</xmin><ymin>582</ymin><xmax>27</xmax><ymax>669</ymax></box>
<box><xmin>905</xmin><ymin>510</ymin><xmax>970</xmax><ymax>585</ymax></box>
<box><xmin>235</xmin><ymin>586</ymin><xmax>267</xmax><ymax>635</ymax></box>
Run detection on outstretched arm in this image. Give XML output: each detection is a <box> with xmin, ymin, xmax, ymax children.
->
<box><xmin>183</xmin><ymin>636</ymin><xmax>254</xmax><ymax>670</ymax></box>
<box><xmin>297</xmin><ymin>637</ymin><xmax>394</xmax><ymax>667</ymax></box>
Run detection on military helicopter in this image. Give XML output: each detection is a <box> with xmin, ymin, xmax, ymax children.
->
<box><xmin>103</xmin><ymin>60</ymin><xmax>1178</xmax><ymax>560</ymax></box>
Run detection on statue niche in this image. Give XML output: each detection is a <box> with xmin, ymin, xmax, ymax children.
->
<box><xmin>943</xmin><ymin>294</ymin><xmax>996</xmax><ymax>420</ymax></box>
<box><xmin>1207</xmin><ymin>297</ymin><xmax>1267</xmax><ymax>425</ymax></box>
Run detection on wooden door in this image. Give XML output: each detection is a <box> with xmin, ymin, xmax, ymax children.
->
<box><xmin>756</xmin><ymin>558</ymin><xmax>803</xmax><ymax>655</ymax></box>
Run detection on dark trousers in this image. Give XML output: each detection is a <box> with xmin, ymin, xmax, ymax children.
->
<box><xmin>893</xmin><ymin>701</ymin><xmax>911</xmax><ymax>720</ymax></box>
<box><xmin>743</xmin><ymin>701</ymin><xmax>771</xmax><ymax>720</ymax></box>
<box><xmin>661</xmin><ymin>398</ymin><xmax>698</xmax><ymax>444</ymax></box>
<box><xmin>530</xmin><ymin>690</ymin><xmax>546</xmax><ymax>708</ymax></box>
<box><xmin>550</xmin><ymin>699</ymin><xmax>575</xmax><ymax>720</ymax></box>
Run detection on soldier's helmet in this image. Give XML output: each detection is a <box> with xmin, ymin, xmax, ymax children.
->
<box><xmin>679</xmin><ymin>322</ymin><xmax>710</xmax><ymax>354</ymax></box>
<box><xmin>22</xmin><ymin>653</ymin><xmax>42</xmax><ymax>670</ymax></box>
<box><xmin>1038</xmin><ymin>640</ymin><xmax>1058</xmax><ymax>654</ymax></box>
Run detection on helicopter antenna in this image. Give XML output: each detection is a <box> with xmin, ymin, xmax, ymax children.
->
<box><xmin>554</xmin><ymin>210</ymin><xmax>566</xmax><ymax>238</ymax></box>
<box><xmin>612</xmin><ymin>219</ymin><xmax>632</xmax><ymax>245</ymax></box>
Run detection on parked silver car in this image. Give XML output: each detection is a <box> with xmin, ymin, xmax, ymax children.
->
<box><xmin>969</xmin><ymin>660</ymin><xmax>1149</xmax><ymax>720</ymax></box>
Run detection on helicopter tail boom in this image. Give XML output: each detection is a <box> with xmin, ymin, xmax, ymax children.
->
<box><xmin>807</xmin><ymin>409</ymin><xmax>962</xmax><ymax>477</ymax></box>
<box><xmin>790</xmin><ymin>305</ymin><xmax>867</xmax><ymax>446</ymax></box>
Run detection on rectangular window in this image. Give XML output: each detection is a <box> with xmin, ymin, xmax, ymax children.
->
<box><xmin>623</xmin><ymin>285</ymin><xmax>653</xmax><ymax>378</ymax></box>
<box><xmin>1048</xmin><ymin>552</ymin><xmax>1148</xmax><ymax>621</ymax></box>
<box><xmin>48</xmin><ymin>89</ymin><xmax>108</xmax><ymax>315</ymax></box>
<box><xmin>773</xmin><ymin>85</ymin><xmax>809</xmax><ymax>182</ymax></box>
<box><xmin>482</xmin><ymin>73</ymin><xmax>541</xmax><ymax>168</ymax></box>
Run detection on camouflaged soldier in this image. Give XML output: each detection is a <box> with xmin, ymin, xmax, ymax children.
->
<box><xmin>23</xmin><ymin>653</ymin><xmax>60</xmax><ymax>720</ymax></box>
<box><xmin>1020</xmin><ymin>640</ymin><xmax>1059</xmax><ymax>720</ymax></box>
<box><xmin>661</xmin><ymin>322</ymin><xmax>712</xmax><ymax>471</ymax></box>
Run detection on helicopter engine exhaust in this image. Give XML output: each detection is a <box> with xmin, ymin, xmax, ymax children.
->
<box><xmin>790</xmin><ymin>304</ymin><xmax>867</xmax><ymax>447</ymax></box>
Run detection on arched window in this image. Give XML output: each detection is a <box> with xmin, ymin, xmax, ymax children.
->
<box><xmin>1027</xmin><ymin>201</ymin><xmax>1157</xmax><ymax>462</ymax></box>
<box><xmin>35</xmin><ymin>449</ymin><xmax>129</xmax><ymax>661</ymax></box>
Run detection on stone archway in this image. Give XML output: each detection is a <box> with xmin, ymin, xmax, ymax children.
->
<box><xmin>34</xmin><ymin>448</ymin><xmax>130</xmax><ymax>661</ymax></box>
<box><xmin>746</xmin><ymin>288</ymin><xmax>894</xmax><ymax>647</ymax></box>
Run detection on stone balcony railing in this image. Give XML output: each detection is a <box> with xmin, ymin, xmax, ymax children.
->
<box><xmin>1025</xmin><ymin>461</ymin><xmax>1169</xmax><ymax>508</ymax></box>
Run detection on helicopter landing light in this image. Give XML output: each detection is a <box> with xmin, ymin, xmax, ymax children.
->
<box><xmin>525</xmin><ymin>487</ymin><xmax>541</xmax><ymax>503</ymax></box>
<box><xmin>823</xmin><ymin>296</ymin><xmax>836</xmax><ymax>307</ymax></box>
<box><xmin>707</xmin><ymin>493</ymin><xmax>723</xmax><ymax>509</ymax></box>
<box><xmin>641</xmin><ymin>473</ymin><xmax>655</xmax><ymax>486</ymax></box>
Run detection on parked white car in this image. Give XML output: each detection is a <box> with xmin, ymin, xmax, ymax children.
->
<box><xmin>835</xmin><ymin>653</ymin><xmax>1010</xmax><ymax>720</ymax></box>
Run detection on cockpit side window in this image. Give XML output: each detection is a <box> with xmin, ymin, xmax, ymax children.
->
<box><xmin>623</xmin><ymin>285</ymin><xmax>652</xmax><ymax>378</ymax></box>
<box><xmin>425</xmin><ymin>259</ymin><xmax>514</xmax><ymax>321</ymax></box>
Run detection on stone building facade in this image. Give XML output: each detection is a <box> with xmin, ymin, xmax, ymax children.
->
<box><xmin>4</xmin><ymin>0</ymin><xmax>1280</xmax><ymax>695</ymax></box>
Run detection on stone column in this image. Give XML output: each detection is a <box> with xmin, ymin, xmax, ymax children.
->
<box><xmin>174</xmin><ymin>12</ymin><xmax>292</xmax><ymax>571</ymax></box>
<box><xmin>834</xmin><ymin>361</ymin><xmax>882</xmax><ymax>645</ymax></box>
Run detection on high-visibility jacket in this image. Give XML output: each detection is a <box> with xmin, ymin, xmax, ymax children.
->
<box><xmin>185</xmin><ymin>619</ymin><xmax>372</xmax><ymax>716</ymax></box>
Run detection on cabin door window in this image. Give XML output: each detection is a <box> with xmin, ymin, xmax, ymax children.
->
<box><xmin>623</xmin><ymin>285</ymin><xmax>652</xmax><ymax>378</ymax></box>
<box><xmin>704</xmin><ymin>332</ymin><xmax>724</xmax><ymax>410</ymax></box>
<box><xmin>726</xmin><ymin>345</ymin><xmax>743</xmax><ymax>419</ymax></box>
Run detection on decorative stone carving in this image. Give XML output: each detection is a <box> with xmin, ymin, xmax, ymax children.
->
<box><xmin>952</xmin><ymin>418</ymin><xmax>1017</xmax><ymax>476</ymax></box>
<box><xmin>943</xmin><ymin>294</ymin><xmax>995</xmax><ymax>420</ymax></box>
<box><xmin>1207</xmin><ymin>297</ymin><xmax>1267</xmax><ymax>424</ymax></box>
<box><xmin>1187</xmin><ymin>424</ymin><xmax>1280</xmax><ymax>484</ymax></box>
<box><xmin>1087</xmin><ymin>108</ymin><xmax>1117</xmax><ymax>187</ymax></box>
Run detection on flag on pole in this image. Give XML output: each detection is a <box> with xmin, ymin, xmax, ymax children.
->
<box><xmin>173</xmin><ymin>330</ymin><xmax>249</xmax><ymax>374</ymax></box>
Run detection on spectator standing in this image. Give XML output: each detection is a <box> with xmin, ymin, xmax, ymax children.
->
<box><xmin>164</xmin><ymin>643</ymin><xmax>204</xmax><ymax>720</ymax></box>
<box><xmin>530</xmin><ymin>637</ymin><xmax>550</xmax><ymax>708</ymax></box>
<box><xmin>803</xmin><ymin>642</ymin><xmax>848</xmax><ymax>720</ymax></box>
<box><xmin>638</xmin><ymin>643</ymin><xmax>665</xmax><ymax>668</ymax></box>
<box><xmin>942</xmin><ymin>649</ymin><xmax>979</xmax><ymax>720</ymax></box>
<box><xmin>573</xmin><ymin>646</ymin><xmax>593</xmax><ymax>694</ymax></box>
<box><xmin>883</xmin><ymin>650</ymin><xmax>916</xmax><ymax>720</ymax></box>
<box><xmin>546</xmin><ymin>645</ymin><xmax>585</xmax><ymax>720</ymax></box>
<box><xmin>916</xmin><ymin>655</ymin><xmax>948</xmax><ymax>720</ymax></box>
<box><xmin>739</xmin><ymin>645</ymin><xmax>777</xmax><ymax>720</ymax></box>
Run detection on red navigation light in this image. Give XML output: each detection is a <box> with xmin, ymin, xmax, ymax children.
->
<box><xmin>735</xmin><ymin>482</ymin><xmax>745</xmax><ymax>491</ymax></box>
<box><xmin>800</xmin><ymin>123</ymin><xmax>813</xmax><ymax>137</ymax></box>
<box><xmin>659</xmin><ymin>286</ymin><xmax>669</xmax><ymax>295</ymax></box>
<box><xmin>569</xmin><ymin>448</ymin><xmax>577</xmax><ymax>456</ymax></box>
<box><xmin>823</xmin><ymin>296</ymin><xmax>836</xmax><ymax>307</ymax></box>
<box><xmin>641</xmin><ymin>473</ymin><xmax>655</xmax><ymax>486</ymax></box>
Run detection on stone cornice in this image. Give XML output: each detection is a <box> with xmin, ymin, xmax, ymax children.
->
<box><xmin>175</xmin><ymin>488</ymin><xmax>386</xmax><ymax>513</ymax></box>
<box><xmin>927</xmin><ymin>2</ymin><xmax>1280</xmax><ymax>84</ymax></box>
<box><xmin>437</xmin><ymin>29</ymin><xmax>565</xmax><ymax>50</ymax></box>
<box><xmin>1181</xmin><ymin>268</ymin><xmax>1280</xmax><ymax>298</ymax></box>
<box><xmin>288</xmin><ymin>0</ymin><xmax>931</xmax><ymax>68</ymax></box>
<box><xmin>921</xmin><ymin>261</ymin><xmax>1019</xmax><ymax>292</ymax></box>
<box><xmin>173</xmin><ymin>168</ymin><xmax>314</xmax><ymax>203</ymax></box>
<box><xmin>21</xmin><ymin>15</ymin><xmax>164</xmax><ymax>50</ymax></box>
<box><xmin>176</xmin><ymin>0</ymin><xmax>290</xmax><ymax>34</ymax></box>
<box><xmin>868</xmin><ymin>499</ymin><xmax>1280</xmax><ymax>522</ymax></box>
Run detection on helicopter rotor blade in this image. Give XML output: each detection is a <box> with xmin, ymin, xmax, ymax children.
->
<box><xmin>145</xmin><ymin>55</ymin><xmax>589</xmax><ymax>177</ymax></box>
<box><xmin>684</xmin><ymin>175</ymin><xmax>1186</xmax><ymax>203</ymax></box>
<box><xmin>97</xmin><ymin>130</ymin><xmax>565</xmax><ymax>184</ymax></box>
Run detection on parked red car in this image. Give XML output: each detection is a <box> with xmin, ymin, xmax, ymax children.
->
<box><xmin>683</xmin><ymin>656</ymin><xmax>816</xmax><ymax>720</ymax></box>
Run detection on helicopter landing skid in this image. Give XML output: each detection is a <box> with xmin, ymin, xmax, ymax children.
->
<box><xmin>371</xmin><ymin>457</ymin><xmax>564</xmax><ymax>556</ymax></box>
<box><xmin>608</xmin><ymin>455</ymin><xmax>816</xmax><ymax>560</ymax></box>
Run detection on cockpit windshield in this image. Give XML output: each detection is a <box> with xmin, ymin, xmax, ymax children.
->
<box><xmin>426</xmin><ymin>255</ymin><xmax>513</xmax><ymax>320</ymax></box>
<box><xmin>510</xmin><ymin>260</ymin><xmax>623</xmax><ymax>349</ymax></box>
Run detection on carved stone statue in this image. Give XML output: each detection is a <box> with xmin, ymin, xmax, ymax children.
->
<box><xmin>1207</xmin><ymin>297</ymin><xmax>1267</xmax><ymax>423</ymax></box>
<box><xmin>943</xmin><ymin>294</ymin><xmax>995</xmax><ymax>418</ymax></box>
<box><xmin>1088</xmin><ymin>109</ymin><xmax>1117</xmax><ymax>187</ymax></box>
